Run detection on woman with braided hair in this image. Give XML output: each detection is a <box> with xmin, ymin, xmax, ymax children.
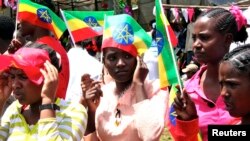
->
<box><xmin>173</xmin><ymin>43</ymin><xmax>250</xmax><ymax>140</ymax></box>
<box><xmin>219</xmin><ymin>43</ymin><xmax>250</xmax><ymax>125</ymax></box>
<box><xmin>169</xmin><ymin>7</ymin><xmax>248</xmax><ymax>141</ymax></box>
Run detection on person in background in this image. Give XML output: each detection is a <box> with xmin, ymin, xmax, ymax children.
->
<box><xmin>181</xmin><ymin>61</ymin><xmax>199</xmax><ymax>81</ymax></box>
<box><xmin>143</xmin><ymin>19</ymin><xmax>159</xmax><ymax>81</ymax></box>
<box><xmin>82</xmin><ymin>14</ymin><xmax>168</xmax><ymax>141</ymax></box>
<box><xmin>8</xmin><ymin>28</ymin><xmax>28</xmax><ymax>54</ymax></box>
<box><xmin>184</xmin><ymin>8</ymin><xmax>202</xmax><ymax>65</ymax></box>
<box><xmin>171</xmin><ymin>13</ymin><xmax>188</xmax><ymax>76</ymax></box>
<box><xmin>82</xmin><ymin>36</ymin><xmax>102</xmax><ymax>61</ymax></box>
<box><xmin>0</xmin><ymin>15</ymin><xmax>16</xmax><ymax>115</ymax></box>
<box><xmin>0</xmin><ymin>15</ymin><xmax>15</xmax><ymax>54</ymax></box>
<box><xmin>0</xmin><ymin>47</ymin><xmax>87</xmax><ymax>140</ymax></box>
<box><xmin>66</xmin><ymin>40</ymin><xmax>103</xmax><ymax>102</ymax></box>
<box><xmin>168</xmin><ymin>7</ymin><xmax>248</xmax><ymax>141</ymax></box>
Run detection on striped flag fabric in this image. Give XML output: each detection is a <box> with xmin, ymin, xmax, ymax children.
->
<box><xmin>155</xmin><ymin>0</ymin><xmax>181</xmax><ymax>138</ymax></box>
<box><xmin>61</xmin><ymin>10</ymin><xmax>114</xmax><ymax>43</ymax></box>
<box><xmin>18</xmin><ymin>0</ymin><xmax>67</xmax><ymax>39</ymax></box>
<box><xmin>155</xmin><ymin>0</ymin><xmax>180</xmax><ymax>89</ymax></box>
<box><xmin>102</xmin><ymin>14</ymin><xmax>151</xmax><ymax>57</ymax></box>
<box><xmin>155</xmin><ymin>1</ymin><xmax>202</xmax><ymax>140</ymax></box>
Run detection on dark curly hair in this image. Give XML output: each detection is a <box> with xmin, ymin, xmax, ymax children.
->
<box><xmin>197</xmin><ymin>8</ymin><xmax>248</xmax><ymax>43</ymax></box>
<box><xmin>221</xmin><ymin>44</ymin><xmax>250</xmax><ymax>74</ymax></box>
<box><xmin>25</xmin><ymin>42</ymin><xmax>61</xmax><ymax>72</ymax></box>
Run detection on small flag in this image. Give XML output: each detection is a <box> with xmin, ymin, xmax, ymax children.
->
<box><xmin>102</xmin><ymin>14</ymin><xmax>151</xmax><ymax>57</ymax></box>
<box><xmin>61</xmin><ymin>10</ymin><xmax>114</xmax><ymax>43</ymax></box>
<box><xmin>18</xmin><ymin>0</ymin><xmax>67</xmax><ymax>39</ymax></box>
<box><xmin>155</xmin><ymin>0</ymin><xmax>179</xmax><ymax>89</ymax></box>
<box><xmin>167</xmin><ymin>84</ymin><xmax>203</xmax><ymax>141</ymax></box>
<box><xmin>155</xmin><ymin>2</ymin><xmax>201</xmax><ymax>140</ymax></box>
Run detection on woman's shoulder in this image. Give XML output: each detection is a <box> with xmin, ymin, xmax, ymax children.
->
<box><xmin>1</xmin><ymin>100</ymin><xmax>21</xmax><ymax>121</ymax></box>
<box><xmin>5</xmin><ymin>100</ymin><xmax>22</xmax><ymax>112</ymax></box>
<box><xmin>144</xmin><ymin>79</ymin><xmax>169</xmax><ymax>98</ymax></box>
<box><xmin>184</xmin><ymin>65</ymin><xmax>206</xmax><ymax>88</ymax></box>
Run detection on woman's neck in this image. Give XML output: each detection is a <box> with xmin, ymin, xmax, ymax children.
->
<box><xmin>115</xmin><ymin>80</ymin><xmax>132</xmax><ymax>95</ymax></box>
<box><xmin>200</xmin><ymin>63</ymin><xmax>221</xmax><ymax>103</ymax></box>
<box><xmin>205</xmin><ymin>63</ymin><xmax>220</xmax><ymax>80</ymax></box>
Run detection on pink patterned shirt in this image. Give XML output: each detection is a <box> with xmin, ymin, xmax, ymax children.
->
<box><xmin>95</xmin><ymin>79</ymin><xmax>168</xmax><ymax>141</ymax></box>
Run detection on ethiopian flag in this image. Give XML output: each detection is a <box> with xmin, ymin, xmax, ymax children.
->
<box><xmin>102</xmin><ymin>14</ymin><xmax>151</xmax><ymax>57</ymax></box>
<box><xmin>155</xmin><ymin>0</ymin><xmax>179</xmax><ymax>89</ymax></box>
<box><xmin>61</xmin><ymin>10</ymin><xmax>114</xmax><ymax>43</ymax></box>
<box><xmin>167</xmin><ymin>84</ymin><xmax>203</xmax><ymax>141</ymax></box>
<box><xmin>155</xmin><ymin>1</ymin><xmax>201</xmax><ymax>140</ymax></box>
<box><xmin>18</xmin><ymin>0</ymin><xmax>66</xmax><ymax>39</ymax></box>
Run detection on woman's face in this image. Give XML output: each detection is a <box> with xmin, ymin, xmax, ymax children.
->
<box><xmin>19</xmin><ymin>20</ymin><xmax>34</xmax><ymax>37</ymax></box>
<box><xmin>103</xmin><ymin>48</ymin><xmax>137</xmax><ymax>83</ymax></box>
<box><xmin>9</xmin><ymin>68</ymin><xmax>42</xmax><ymax>105</ymax></box>
<box><xmin>192</xmin><ymin>16</ymin><xmax>230</xmax><ymax>64</ymax></box>
<box><xmin>219</xmin><ymin>62</ymin><xmax>250</xmax><ymax>117</ymax></box>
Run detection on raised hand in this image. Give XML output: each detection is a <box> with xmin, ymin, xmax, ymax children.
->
<box><xmin>81</xmin><ymin>74</ymin><xmax>102</xmax><ymax>112</ymax></box>
<box><xmin>8</xmin><ymin>39</ymin><xmax>24</xmax><ymax>54</ymax></box>
<box><xmin>40</xmin><ymin>61</ymin><xmax>59</xmax><ymax>104</ymax></box>
<box><xmin>130</xmin><ymin>56</ymin><xmax>149</xmax><ymax>102</ymax></box>
<box><xmin>132</xmin><ymin>56</ymin><xmax>149</xmax><ymax>85</ymax></box>
<box><xmin>173</xmin><ymin>86</ymin><xmax>198</xmax><ymax>121</ymax></box>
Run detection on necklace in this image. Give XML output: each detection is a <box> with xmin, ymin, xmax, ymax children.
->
<box><xmin>114</xmin><ymin>85</ymin><xmax>131</xmax><ymax>126</ymax></box>
<box><xmin>115</xmin><ymin>108</ymin><xmax>121</xmax><ymax>126</ymax></box>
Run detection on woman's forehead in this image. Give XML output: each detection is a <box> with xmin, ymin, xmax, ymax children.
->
<box><xmin>104</xmin><ymin>48</ymin><xmax>131</xmax><ymax>55</ymax></box>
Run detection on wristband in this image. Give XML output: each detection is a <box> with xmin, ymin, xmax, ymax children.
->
<box><xmin>39</xmin><ymin>104</ymin><xmax>60</xmax><ymax>111</ymax></box>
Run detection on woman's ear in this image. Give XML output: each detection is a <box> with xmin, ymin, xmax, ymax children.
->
<box><xmin>224</xmin><ymin>33</ymin><xmax>233</xmax><ymax>47</ymax></box>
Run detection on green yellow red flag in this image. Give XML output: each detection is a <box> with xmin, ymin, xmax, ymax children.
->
<box><xmin>61</xmin><ymin>10</ymin><xmax>114</xmax><ymax>43</ymax></box>
<box><xmin>18</xmin><ymin>0</ymin><xmax>66</xmax><ymax>39</ymax></box>
<box><xmin>155</xmin><ymin>1</ymin><xmax>201</xmax><ymax>140</ymax></box>
<box><xmin>102</xmin><ymin>14</ymin><xmax>151</xmax><ymax>57</ymax></box>
<box><xmin>155</xmin><ymin>0</ymin><xmax>180</xmax><ymax>89</ymax></box>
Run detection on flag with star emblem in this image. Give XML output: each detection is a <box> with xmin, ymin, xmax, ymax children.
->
<box><xmin>167</xmin><ymin>84</ymin><xmax>202</xmax><ymax>141</ymax></box>
<box><xmin>18</xmin><ymin>0</ymin><xmax>66</xmax><ymax>39</ymax></box>
<box><xmin>102</xmin><ymin>14</ymin><xmax>151</xmax><ymax>57</ymax></box>
<box><xmin>155</xmin><ymin>0</ymin><xmax>179</xmax><ymax>137</ymax></box>
<box><xmin>61</xmin><ymin>10</ymin><xmax>114</xmax><ymax>43</ymax></box>
<box><xmin>155</xmin><ymin>0</ymin><xmax>180</xmax><ymax>89</ymax></box>
<box><xmin>155</xmin><ymin>1</ymin><xmax>202</xmax><ymax>140</ymax></box>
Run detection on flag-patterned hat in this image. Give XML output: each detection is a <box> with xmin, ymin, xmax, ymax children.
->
<box><xmin>102</xmin><ymin>14</ymin><xmax>152</xmax><ymax>57</ymax></box>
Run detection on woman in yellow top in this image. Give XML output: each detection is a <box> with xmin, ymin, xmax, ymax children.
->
<box><xmin>0</xmin><ymin>47</ymin><xmax>87</xmax><ymax>141</ymax></box>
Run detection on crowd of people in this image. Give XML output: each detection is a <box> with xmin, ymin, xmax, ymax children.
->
<box><xmin>0</xmin><ymin>0</ymin><xmax>250</xmax><ymax>141</ymax></box>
